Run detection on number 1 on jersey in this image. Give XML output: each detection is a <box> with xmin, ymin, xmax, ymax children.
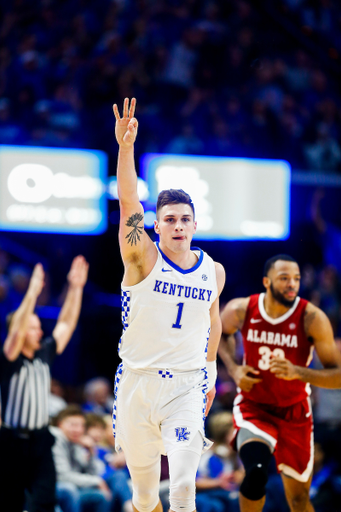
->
<box><xmin>172</xmin><ymin>302</ymin><xmax>184</xmax><ymax>329</ymax></box>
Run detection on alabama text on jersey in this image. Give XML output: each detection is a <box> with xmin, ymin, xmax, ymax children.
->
<box><xmin>240</xmin><ymin>293</ymin><xmax>313</xmax><ymax>407</ymax></box>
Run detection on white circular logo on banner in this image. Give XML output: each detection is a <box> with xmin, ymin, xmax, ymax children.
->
<box><xmin>8</xmin><ymin>163</ymin><xmax>53</xmax><ymax>203</ymax></box>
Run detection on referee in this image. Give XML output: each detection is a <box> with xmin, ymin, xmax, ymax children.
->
<box><xmin>0</xmin><ymin>255</ymin><xmax>89</xmax><ymax>512</ymax></box>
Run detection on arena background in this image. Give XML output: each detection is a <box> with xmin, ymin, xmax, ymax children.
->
<box><xmin>1</xmin><ymin>1</ymin><xmax>341</xmax><ymax>510</ymax></box>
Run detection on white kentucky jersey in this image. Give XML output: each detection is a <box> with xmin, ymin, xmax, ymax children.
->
<box><xmin>119</xmin><ymin>242</ymin><xmax>218</xmax><ymax>370</ymax></box>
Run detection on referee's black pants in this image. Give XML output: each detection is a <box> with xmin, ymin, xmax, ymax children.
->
<box><xmin>0</xmin><ymin>426</ymin><xmax>56</xmax><ymax>512</ymax></box>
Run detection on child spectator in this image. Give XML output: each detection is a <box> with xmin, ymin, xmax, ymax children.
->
<box><xmin>85</xmin><ymin>413</ymin><xmax>133</xmax><ymax>512</ymax></box>
<box><xmin>51</xmin><ymin>405</ymin><xmax>111</xmax><ymax>512</ymax></box>
<box><xmin>196</xmin><ymin>411</ymin><xmax>242</xmax><ymax>512</ymax></box>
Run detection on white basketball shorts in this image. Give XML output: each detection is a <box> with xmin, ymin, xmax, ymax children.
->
<box><xmin>113</xmin><ymin>364</ymin><xmax>213</xmax><ymax>467</ymax></box>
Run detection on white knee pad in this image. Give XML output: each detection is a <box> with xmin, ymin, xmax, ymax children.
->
<box><xmin>129</xmin><ymin>461</ymin><xmax>160</xmax><ymax>512</ymax></box>
<box><xmin>168</xmin><ymin>432</ymin><xmax>202</xmax><ymax>512</ymax></box>
<box><xmin>169</xmin><ymin>475</ymin><xmax>196</xmax><ymax>512</ymax></box>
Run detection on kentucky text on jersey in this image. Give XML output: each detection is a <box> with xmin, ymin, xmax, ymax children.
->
<box><xmin>153</xmin><ymin>280</ymin><xmax>213</xmax><ymax>301</ymax></box>
<box><xmin>247</xmin><ymin>329</ymin><xmax>298</xmax><ymax>348</ymax></box>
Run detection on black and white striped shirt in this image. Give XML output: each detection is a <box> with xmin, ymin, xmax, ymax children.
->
<box><xmin>0</xmin><ymin>337</ymin><xmax>56</xmax><ymax>430</ymax></box>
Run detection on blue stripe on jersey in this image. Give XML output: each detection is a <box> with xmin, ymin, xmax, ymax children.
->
<box><xmin>112</xmin><ymin>363</ymin><xmax>123</xmax><ymax>437</ymax></box>
<box><xmin>156</xmin><ymin>242</ymin><xmax>204</xmax><ymax>274</ymax></box>
<box><xmin>119</xmin><ymin>290</ymin><xmax>131</xmax><ymax>353</ymax></box>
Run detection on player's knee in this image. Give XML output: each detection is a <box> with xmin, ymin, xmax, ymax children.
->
<box><xmin>240</xmin><ymin>463</ymin><xmax>268</xmax><ymax>501</ymax></box>
<box><xmin>239</xmin><ymin>441</ymin><xmax>272</xmax><ymax>501</ymax></box>
<box><xmin>286</xmin><ymin>488</ymin><xmax>310</xmax><ymax>512</ymax></box>
<box><xmin>169</xmin><ymin>476</ymin><xmax>196</xmax><ymax>512</ymax></box>
<box><xmin>132</xmin><ymin>487</ymin><xmax>159</xmax><ymax>512</ymax></box>
<box><xmin>130</xmin><ymin>461</ymin><xmax>160</xmax><ymax>512</ymax></box>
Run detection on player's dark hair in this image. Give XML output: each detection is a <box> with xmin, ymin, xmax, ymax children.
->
<box><xmin>156</xmin><ymin>189</ymin><xmax>195</xmax><ymax>218</ymax></box>
<box><xmin>263</xmin><ymin>254</ymin><xmax>298</xmax><ymax>276</ymax></box>
<box><xmin>56</xmin><ymin>404</ymin><xmax>85</xmax><ymax>425</ymax></box>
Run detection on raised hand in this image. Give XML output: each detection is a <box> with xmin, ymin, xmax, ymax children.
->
<box><xmin>28</xmin><ymin>263</ymin><xmax>45</xmax><ymax>297</ymax></box>
<box><xmin>67</xmin><ymin>255</ymin><xmax>89</xmax><ymax>288</ymax></box>
<box><xmin>113</xmin><ymin>97</ymin><xmax>138</xmax><ymax>148</ymax></box>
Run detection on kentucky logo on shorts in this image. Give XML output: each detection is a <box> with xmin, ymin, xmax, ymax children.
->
<box><xmin>175</xmin><ymin>427</ymin><xmax>190</xmax><ymax>442</ymax></box>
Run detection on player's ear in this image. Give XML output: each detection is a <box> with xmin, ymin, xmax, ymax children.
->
<box><xmin>193</xmin><ymin>220</ymin><xmax>197</xmax><ymax>233</ymax></box>
<box><xmin>154</xmin><ymin>219</ymin><xmax>160</xmax><ymax>234</ymax></box>
<box><xmin>263</xmin><ymin>276</ymin><xmax>270</xmax><ymax>290</ymax></box>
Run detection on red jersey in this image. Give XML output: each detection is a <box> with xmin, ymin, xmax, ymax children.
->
<box><xmin>240</xmin><ymin>293</ymin><xmax>313</xmax><ymax>407</ymax></box>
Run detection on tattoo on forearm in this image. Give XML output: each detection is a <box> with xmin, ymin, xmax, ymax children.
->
<box><xmin>125</xmin><ymin>213</ymin><xmax>144</xmax><ymax>246</ymax></box>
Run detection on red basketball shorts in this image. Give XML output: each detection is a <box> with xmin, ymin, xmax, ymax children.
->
<box><xmin>232</xmin><ymin>393</ymin><xmax>314</xmax><ymax>482</ymax></box>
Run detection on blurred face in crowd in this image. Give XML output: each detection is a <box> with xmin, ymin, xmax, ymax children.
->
<box><xmin>263</xmin><ymin>260</ymin><xmax>301</xmax><ymax>308</ymax></box>
<box><xmin>92</xmin><ymin>382</ymin><xmax>110</xmax><ymax>406</ymax></box>
<box><xmin>59</xmin><ymin>415</ymin><xmax>85</xmax><ymax>444</ymax></box>
<box><xmin>87</xmin><ymin>425</ymin><xmax>105</xmax><ymax>445</ymax></box>
<box><xmin>24</xmin><ymin>314</ymin><xmax>43</xmax><ymax>352</ymax></box>
<box><xmin>104</xmin><ymin>417</ymin><xmax>115</xmax><ymax>447</ymax></box>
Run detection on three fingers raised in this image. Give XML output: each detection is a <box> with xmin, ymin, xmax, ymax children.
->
<box><xmin>113</xmin><ymin>97</ymin><xmax>136</xmax><ymax>121</ymax></box>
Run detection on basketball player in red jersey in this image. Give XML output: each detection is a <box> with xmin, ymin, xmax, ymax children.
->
<box><xmin>219</xmin><ymin>254</ymin><xmax>341</xmax><ymax>512</ymax></box>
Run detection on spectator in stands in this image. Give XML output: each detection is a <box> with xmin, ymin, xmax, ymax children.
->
<box><xmin>310</xmin><ymin>442</ymin><xmax>339</xmax><ymax>512</ymax></box>
<box><xmin>52</xmin><ymin>405</ymin><xmax>111</xmax><ymax>512</ymax></box>
<box><xmin>0</xmin><ymin>256</ymin><xmax>89</xmax><ymax>512</ymax></box>
<box><xmin>0</xmin><ymin>97</ymin><xmax>27</xmax><ymax>144</ymax></box>
<box><xmin>166</xmin><ymin>122</ymin><xmax>204</xmax><ymax>154</ymax></box>
<box><xmin>313</xmin><ymin>338</ymin><xmax>341</xmax><ymax>467</ymax></box>
<box><xmin>49</xmin><ymin>378</ymin><xmax>68</xmax><ymax>419</ymax></box>
<box><xmin>304</xmin><ymin>123</ymin><xmax>341</xmax><ymax>172</ymax></box>
<box><xmin>7</xmin><ymin>263</ymin><xmax>31</xmax><ymax>308</ymax></box>
<box><xmin>196</xmin><ymin>411</ymin><xmax>242</xmax><ymax>512</ymax></box>
<box><xmin>1</xmin><ymin>0</ymin><xmax>341</xmax><ymax>169</ymax></box>
<box><xmin>83</xmin><ymin>377</ymin><xmax>114</xmax><ymax>415</ymax></box>
<box><xmin>85</xmin><ymin>413</ymin><xmax>133</xmax><ymax>512</ymax></box>
<box><xmin>311</xmin><ymin>188</ymin><xmax>341</xmax><ymax>277</ymax></box>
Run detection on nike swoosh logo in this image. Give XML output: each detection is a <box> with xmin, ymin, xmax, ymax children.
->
<box><xmin>250</xmin><ymin>318</ymin><xmax>262</xmax><ymax>323</ymax></box>
<box><xmin>162</xmin><ymin>268</ymin><xmax>172</xmax><ymax>272</ymax></box>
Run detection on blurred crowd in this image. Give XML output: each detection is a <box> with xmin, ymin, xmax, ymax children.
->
<box><xmin>0</xmin><ymin>0</ymin><xmax>341</xmax><ymax>171</ymax></box>
<box><xmin>2</xmin><ymin>0</ymin><xmax>341</xmax><ymax>510</ymax></box>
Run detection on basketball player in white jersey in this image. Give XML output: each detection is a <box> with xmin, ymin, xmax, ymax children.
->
<box><xmin>112</xmin><ymin>98</ymin><xmax>225</xmax><ymax>512</ymax></box>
